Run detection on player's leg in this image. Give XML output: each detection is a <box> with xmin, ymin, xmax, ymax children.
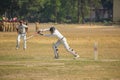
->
<box><xmin>53</xmin><ymin>40</ymin><xmax>61</xmax><ymax>59</ymax></box>
<box><xmin>62</xmin><ymin>38</ymin><xmax>79</xmax><ymax>58</ymax></box>
<box><xmin>16</xmin><ymin>34</ymin><xmax>21</xmax><ymax>49</ymax></box>
<box><xmin>23</xmin><ymin>34</ymin><xmax>27</xmax><ymax>50</ymax></box>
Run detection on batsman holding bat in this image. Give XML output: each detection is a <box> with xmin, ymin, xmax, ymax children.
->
<box><xmin>37</xmin><ymin>26</ymin><xmax>79</xmax><ymax>59</ymax></box>
<box><xmin>16</xmin><ymin>20</ymin><xmax>28</xmax><ymax>50</ymax></box>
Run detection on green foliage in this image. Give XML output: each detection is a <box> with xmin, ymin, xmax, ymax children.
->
<box><xmin>0</xmin><ymin>0</ymin><xmax>113</xmax><ymax>23</ymax></box>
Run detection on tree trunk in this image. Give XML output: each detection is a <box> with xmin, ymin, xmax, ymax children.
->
<box><xmin>78</xmin><ymin>0</ymin><xmax>81</xmax><ymax>23</ymax></box>
<box><xmin>81</xmin><ymin>0</ymin><xmax>85</xmax><ymax>24</ymax></box>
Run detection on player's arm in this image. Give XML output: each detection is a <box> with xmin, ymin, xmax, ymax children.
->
<box><xmin>41</xmin><ymin>28</ymin><xmax>50</xmax><ymax>32</ymax></box>
<box><xmin>43</xmin><ymin>34</ymin><xmax>53</xmax><ymax>37</ymax></box>
<box><xmin>37</xmin><ymin>30</ymin><xmax>43</xmax><ymax>35</ymax></box>
<box><xmin>37</xmin><ymin>30</ymin><xmax>53</xmax><ymax>37</ymax></box>
<box><xmin>38</xmin><ymin>28</ymin><xmax>50</xmax><ymax>32</ymax></box>
<box><xmin>25</xmin><ymin>27</ymin><xmax>28</xmax><ymax>33</ymax></box>
<box><xmin>37</xmin><ymin>28</ymin><xmax>50</xmax><ymax>35</ymax></box>
<box><xmin>24</xmin><ymin>25</ymin><xmax>28</xmax><ymax>33</ymax></box>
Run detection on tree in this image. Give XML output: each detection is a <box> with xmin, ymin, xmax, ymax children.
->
<box><xmin>101</xmin><ymin>0</ymin><xmax>113</xmax><ymax>19</ymax></box>
<box><xmin>0</xmin><ymin>0</ymin><xmax>12</xmax><ymax>16</ymax></box>
<box><xmin>80</xmin><ymin>0</ymin><xmax>85</xmax><ymax>24</ymax></box>
<box><xmin>18</xmin><ymin>0</ymin><xmax>45</xmax><ymax>22</ymax></box>
<box><xmin>78</xmin><ymin>0</ymin><xmax>81</xmax><ymax>23</ymax></box>
<box><xmin>0</xmin><ymin>0</ymin><xmax>113</xmax><ymax>23</ymax></box>
<box><xmin>78</xmin><ymin>0</ymin><xmax>90</xmax><ymax>24</ymax></box>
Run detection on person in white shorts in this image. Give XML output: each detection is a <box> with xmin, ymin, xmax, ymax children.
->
<box><xmin>16</xmin><ymin>20</ymin><xmax>28</xmax><ymax>50</ymax></box>
<box><xmin>37</xmin><ymin>26</ymin><xmax>79</xmax><ymax>59</ymax></box>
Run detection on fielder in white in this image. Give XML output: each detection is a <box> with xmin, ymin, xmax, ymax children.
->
<box><xmin>37</xmin><ymin>27</ymin><xmax>79</xmax><ymax>59</ymax></box>
<box><xmin>16</xmin><ymin>20</ymin><xmax>28</xmax><ymax>50</ymax></box>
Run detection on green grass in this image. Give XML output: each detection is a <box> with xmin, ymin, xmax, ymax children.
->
<box><xmin>0</xmin><ymin>23</ymin><xmax>120</xmax><ymax>80</ymax></box>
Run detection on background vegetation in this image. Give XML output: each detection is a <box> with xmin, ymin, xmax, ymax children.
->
<box><xmin>0</xmin><ymin>0</ymin><xmax>113</xmax><ymax>23</ymax></box>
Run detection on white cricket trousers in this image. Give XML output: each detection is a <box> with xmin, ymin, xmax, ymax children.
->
<box><xmin>16</xmin><ymin>34</ymin><xmax>27</xmax><ymax>49</ymax></box>
<box><xmin>53</xmin><ymin>37</ymin><xmax>77</xmax><ymax>57</ymax></box>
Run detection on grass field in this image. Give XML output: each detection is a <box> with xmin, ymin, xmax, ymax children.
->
<box><xmin>0</xmin><ymin>23</ymin><xmax>120</xmax><ymax>80</ymax></box>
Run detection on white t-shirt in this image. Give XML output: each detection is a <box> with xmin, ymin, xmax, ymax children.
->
<box><xmin>51</xmin><ymin>29</ymin><xmax>64</xmax><ymax>39</ymax></box>
<box><xmin>17</xmin><ymin>24</ymin><xmax>28</xmax><ymax>34</ymax></box>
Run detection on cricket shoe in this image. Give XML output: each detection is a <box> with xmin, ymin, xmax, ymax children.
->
<box><xmin>16</xmin><ymin>45</ymin><xmax>19</xmax><ymax>50</ymax></box>
<box><xmin>16</xmin><ymin>47</ymin><xmax>19</xmax><ymax>50</ymax></box>
<box><xmin>74</xmin><ymin>54</ymin><xmax>80</xmax><ymax>59</ymax></box>
<box><xmin>23</xmin><ymin>48</ymin><xmax>26</xmax><ymax>51</ymax></box>
<box><xmin>54</xmin><ymin>56</ymin><xmax>59</xmax><ymax>59</ymax></box>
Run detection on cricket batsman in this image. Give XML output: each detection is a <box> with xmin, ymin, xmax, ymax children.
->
<box><xmin>37</xmin><ymin>26</ymin><xmax>79</xmax><ymax>59</ymax></box>
<box><xmin>16</xmin><ymin>20</ymin><xmax>28</xmax><ymax>50</ymax></box>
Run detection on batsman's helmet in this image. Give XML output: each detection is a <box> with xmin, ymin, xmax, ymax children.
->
<box><xmin>50</xmin><ymin>27</ymin><xmax>55</xmax><ymax>33</ymax></box>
